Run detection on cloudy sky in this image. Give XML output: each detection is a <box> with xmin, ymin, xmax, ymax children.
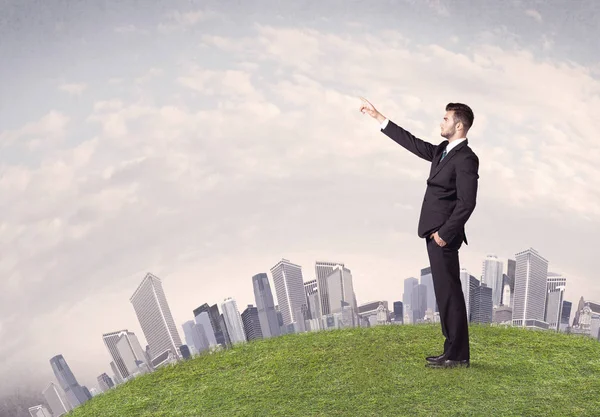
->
<box><xmin>1</xmin><ymin>0</ymin><xmax>599</xmax><ymax>395</ymax></box>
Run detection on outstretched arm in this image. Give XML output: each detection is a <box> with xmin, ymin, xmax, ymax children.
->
<box><xmin>437</xmin><ymin>154</ymin><xmax>479</xmax><ymax>243</ymax></box>
<box><xmin>359</xmin><ymin>97</ymin><xmax>436</xmax><ymax>162</ymax></box>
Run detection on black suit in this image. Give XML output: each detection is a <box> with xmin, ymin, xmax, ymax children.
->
<box><xmin>381</xmin><ymin>119</ymin><xmax>479</xmax><ymax>361</ymax></box>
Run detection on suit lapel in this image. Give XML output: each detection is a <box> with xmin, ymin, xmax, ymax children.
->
<box><xmin>428</xmin><ymin>139</ymin><xmax>468</xmax><ymax>181</ymax></box>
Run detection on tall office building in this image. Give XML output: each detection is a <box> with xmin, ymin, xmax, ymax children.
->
<box><xmin>252</xmin><ymin>273</ymin><xmax>281</xmax><ymax>338</ymax></box>
<box><xmin>28</xmin><ymin>405</ymin><xmax>52</xmax><ymax>417</ymax></box>
<box><xmin>49</xmin><ymin>355</ymin><xmax>88</xmax><ymax>408</ymax></box>
<box><xmin>547</xmin><ymin>272</ymin><xmax>567</xmax><ymax>292</ymax></box>
<box><xmin>97</xmin><ymin>373</ymin><xmax>114</xmax><ymax>392</ymax></box>
<box><xmin>102</xmin><ymin>330</ymin><xmax>148</xmax><ymax>380</ymax></box>
<box><xmin>545</xmin><ymin>287</ymin><xmax>566</xmax><ymax>331</ymax></box>
<box><xmin>393</xmin><ymin>301</ymin><xmax>404</xmax><ymax>324</ymax></box>
<box><xmin>130</xmin><ymin>273</ymin><xmax>182</xmax><ymax>360</ymax></box>
<box><xmin>241</xmin><ymin>304</ymin><xmax>264</xmax><ymax>341</ymax></box>
<box><xmin>193</xmin><ymin>303</ymin><xmax>227</xmax><ymax>347</ymax></box>
<box><xmin>411</xmin><ymin>284</ymin><xmax>428</xmax><ymax>323</ymax></box>
<box><xmin>315</xmin><ymin>261</ymin><xmax>346</xmax><ymax>316</ymax></box>
<box><xmin>420</xmin><ymin>267</ymin><xmax>437</xmax><ymax>313</ymax></box>
<box><xmin>271</xmin><ymin>259</ymin><xmax>307</xmax><ymax>326</ymax></box>
<box><xmin>42</xmin><ymin>382</ymin><xmax>71</xmax><ymax>417</ymax></box>
<box><xmin>471</xmin><ymin>284</ymin><xmax>493</xmax><ymax>323</ymax></box>
<box><xmin>193</xmin><ymin>311</ymin><xmax>218</xmax><ymax>348</ymax></box>
<box><xmin>460</xmin><ymin>268</ymin><xmax>479</xmax><ymax>322</ymax></box>
<box><xmin>512</xmin><ymin>248</ymin><xmax>549</xmax><ymax>329</ymax></box>
<box><xmin>221</xmin><ymin>297</ymin><xmax>247</xmax><ymax>344</ymax></box>
<box><xmin>403</xmin><ymin>277</ymin><xmax>419</xmax><ymax>309</ymax></box>
<box><xmin>561</xmin><ymin>300</ymin><xmax>572</xmax><ymax>330</ymax></box>
<box><xmin>325</xmin><ymin>265</ymin><xmax>357</xmax><ymax>314</ymax></box>
<box><xmin>482</xmin><ymin>255</ymin><xmax>504</xmax><ymax>307</ymax></box>
<box><xmin>304</xmin><ymin>279</ymin><xmax>320</xmax><ymax>320</ymax></box>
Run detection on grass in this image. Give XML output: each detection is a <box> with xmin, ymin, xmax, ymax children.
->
<box><xmin>69</xmin><ymin>324</ymin><xmax>600</xmax><ymax>416</ymax></box>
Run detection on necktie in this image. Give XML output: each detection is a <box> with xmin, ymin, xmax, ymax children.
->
<box><xmin>440</xmin><ymin>149</ymin><xmax>447</xmax><ymax>161</ymax></box>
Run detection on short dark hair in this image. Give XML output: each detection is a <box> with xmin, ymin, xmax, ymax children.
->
<box><xmin>446</xmin><ymin>103</ymin><xmax>474</xmax><ymax>130</ymax></box>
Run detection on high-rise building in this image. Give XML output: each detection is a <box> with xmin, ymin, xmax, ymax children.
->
<box><xmin>193</xmin><ymin>303</ymin><xmax>226</xmax><ymax>347</ymax></box>
<box><xmin>221</xmin><ymin>297</ymin><xmax>247</xmax><ymax>344</ymax></box>
<box><xmin>102</xmin><ymin>330</ymin><xmax>148</xmax><ymax>381</ymax></box>
<box><xmin>304</xmin><ymin>279</ymin><xmax>319</xmax><ymax>319</ymax></box>
<box><xmin>193</xmin><ymin>311</ymin><xmax>218</xmax><ymax>348</ymax></box>
<box><xmin>97</xmin><ymin>373</ymin><xmax>114</xmax><ymax>392</ymax></box>
<box><xmin>561</xmin><ymin>300</ymin><xmax>572</xmax><ymax>329</ymax></box>
<box><xmin>460</xmin><ymin>269</ymin><xmax>479</xmax><ymax>322</ymax></box>
<box><xmin>482</xmin><ymin>255</ymin><xmax>504</xmax><ymax>307</ymax></box>
<box><xmin>411</xmin><ymin>284</ymin><xmax>427</xmax><ymax>323</ymax></box>
<box><xmin>512</xmin><ymin>248</ymin><xmax>549</xmax><ymax>329</ymax></box>
<box><xmin>241</xmin><ymin>304</ymin><xmax>263</xmax><ymax>341</ymax></box>
<box><xmin>420</xmin><ymin>267</ymin><xmax>437</xmax><ymax>313</ymax></box>
<box><xmin>393</xmin><ymin>301</ymin><xmax>403</xmax><ymax>324</ymax></box>
<box><xmin>130</xmin><ymin>273</ymin><xmax>182</xmax><ymax>361</ymax></box>
<box><xmin>252</xmin><ymin>273</ymin><xmax>281</xmax><ymax>338</ymax></box>
<box><xmin>271</xmin><ymin>259</ymin><xmax>307</xmax><ymax>327</ymax></box>
<box><xmin>315</xmin><ymin>261</ymin><xmax>346</xmax><ymax>316</ymax></box>
<box><xmin>42</xmin><ymin>382</ymin><xmax>71</xmax><ymax>417</ymax></box>
<box><xmin>28</xmin><ymin>405</ymin><xmax>52</xmax><ymax>417</ymax></box>
<box><xmin>325</xmin><ymin>265</ymin><xmax>357</xmax><ymax>315</ymax></box>
<box><xmin>49</xmin><ymin>355</ymin><xmax>88</xmax><ymax>408</ymax></box>
<box><xmin>403</xmin><ymin>277</ymin><xmax>419</xmax><ymax>310</ymax></box>
<box><xmin>471</xmin><ymin>284</ymin><xmax>493</xmax><ymax>323</ymax></box>
<box><xmin>545</xmin><ymin>286</ymin><xmax>566</xmax><ymax>331</ymax></box>
<box><xmin>547</xmin><ymin>272</ymin><xmax>567</xmax><ymax>292</ymax></box>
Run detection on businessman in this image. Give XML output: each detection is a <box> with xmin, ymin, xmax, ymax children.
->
<box><xmin>359</xmin><ymin>97</ymin><xmax>479</xmax><ymax>368</ymax></box>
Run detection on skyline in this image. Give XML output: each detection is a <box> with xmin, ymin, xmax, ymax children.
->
<box><xmin>2</xmin><ymin>0</ymin><xmax>600</xmax><ymax>397</ymax></box>
<box><xmin>14</xmin><ymin>244</ymin><xmax>598</xmax><ymax>400</ymax></box>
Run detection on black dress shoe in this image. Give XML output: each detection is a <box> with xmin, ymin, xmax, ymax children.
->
<box><xmin>425</xmin><ymin>353</ymin><xmax>446</xmax><ymax>363</ymax></box>
<box><xmin>425</xmin><ymin>359</ymin><xmax>470</xmax><ymax>369</ymax></box>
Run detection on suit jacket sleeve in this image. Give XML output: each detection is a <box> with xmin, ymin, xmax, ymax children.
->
<box><xmin>437</xmin><ymin>153</ymin><xmax>479</xmax><ymax>243</ymax></box>
<box><xmin>381</xmin><ymin>120</ymin><xmax>437</xmax><ymax>162</ymax></box>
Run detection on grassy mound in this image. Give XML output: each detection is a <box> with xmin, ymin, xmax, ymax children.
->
<box><xmin>69</xmin><ymin>324</ymin><xmax>600</xmax><ymax>416</ymax></box>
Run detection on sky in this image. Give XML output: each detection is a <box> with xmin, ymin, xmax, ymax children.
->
<box><xmin>1</xmin><ymin>0</ymin><xmax>600</xmax><ymax>396</ymax></box>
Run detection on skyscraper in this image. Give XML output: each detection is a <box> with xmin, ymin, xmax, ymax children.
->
<box><xmin>97</xmin><ymin>373</ymin><xmax>114</xmax><ymax>392</ymax></box>
<box><xmin>547</xmin><ymin>272</ymin><xmax>567</xmax><ymax>292</ymax></box>
<box><xmin>403</xmin><ymin>277</ymin><xmax>418</xmax><ymax>309</ymax></box>
<box><xmin>411</xmin><ymin>284</ymin><xmax>427</xmax><ymax>323</ymax></box>
<box><xmin>420</xmin><ymin>267</ymin><xmax>437</xmax><ymax>313</ymax></box>
<box><xmin>42</xmin><ymin>382</ymin><xmax>71</xmax><ymax>417</ymax></box>
<box><xmin>221</xmin><ymin>297</ymin><xmax>247</xmax><ymax>344</ymax></box>
<box><xmin>49</xmin><ymin>354</ymin><xmax>88</xmax><ymax>408</ymax></box>
<box><xmin>512</xmin><ymin>248</ymin><xmax>549</xmax><ymax>329</ymax></box>
<box><xmin>130</xmin><ymin>273</ymin><xmax>183</xmax><ymax>361</ymax></box>
<box><xmin>460</xmin><ymin>268</ymin><xmax>479</xmax><ymax>322</ymax></box>
<box><xmin>482</xmin><ymin>255</ymin><xmax>504</xmax><ymax>307</ymax></box>
<box><xmin>28</xmin><ymin>405</ymin><xmax>52</xmax><ymax>417</ymax></box>
<box><xmin>193</xmin><ymin>310</ymin><xmax>218</xmax><ymax>348</ymax></box>
<box><xmin>315</xmin><ymin>260</ymin><xmax>345</xmax><ymax>316</ymax></box>
<box><xmin>271</xmin><ymin>258</ymin><xmax>307</xmax><ymax>327</ymax></box>
<box><xmin>252</xmin><ymin>273</ymin><xmax>281</xmax><ymax>338</ymax></box>
<box><xmin>241</xmin><ymin>304</ymin><xmax>263</xmax><ymax>341</ymax></box>
<box><xmin>471</xmin><ymin>284</ymin><xmax>493</xmax><ymax>323</ymax></box>
<box><xmin>325</xmin><ymin>265</ymin><xmax>357</xmax><ymax>315</ymax></box>
<box><xmin>393</xmin><ymin>301</ymin><xmax>404</xmax><ymax>324</ymax></box>
<box><xmin>193</xmin><ymin>303</ymin><xmax>226</xmax><ymax>347</ymax></box>
<box><xmin>102</xmin><ymin>330</ymin><xmax>148</xmax><ymax>381</ymax></box>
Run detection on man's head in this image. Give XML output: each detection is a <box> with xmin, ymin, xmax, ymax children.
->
<box><xmin>440</xmin><ymin>103</ymin><xmax>474</xmax><ymax>141</ymax></box>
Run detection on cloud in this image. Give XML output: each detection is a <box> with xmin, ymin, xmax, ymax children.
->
<box><xmin>59</xmin><ymin>83</ymin><xmax>87</xmax><ymax>95</ymax></box>
<box><xmin>525</xmin><ymin>9</ymin><xmax>543</xmax><ymax>23</ymax></box>
<box><xmin>0</xmin><ymin>110</ymin><xmax>69</xmax><ymax>149</ymax></box>
<box><xmin>158</xmin><ymin>9</ymin><xmax>223</xmax><ymax>33</ymax></box>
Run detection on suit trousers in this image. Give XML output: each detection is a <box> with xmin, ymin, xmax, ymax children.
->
<box><xmin>425</xmin><ymin>232</ymin><xmax>470</xmax><ymax>361</ymax></box>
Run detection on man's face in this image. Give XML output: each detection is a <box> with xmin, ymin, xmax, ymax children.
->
<box><xmin>440</xmin><ymin>111</ymin><xmax>457</xmax><ymax>139</ymax></box>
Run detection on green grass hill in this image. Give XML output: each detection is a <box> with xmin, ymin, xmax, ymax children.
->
<box><xmin>69</xmin><ymin>324</ymin><xmax>600</xmax><ymax>416</ymax></box>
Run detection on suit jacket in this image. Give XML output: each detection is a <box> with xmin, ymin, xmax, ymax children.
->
<box><xmin>381</xmin><ymin>120</ymin><xmax>479</xmax><ymax>245</ymax></box>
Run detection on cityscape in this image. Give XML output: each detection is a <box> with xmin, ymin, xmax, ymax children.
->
<box><xmin>26</xmin><ymin>247</ymin><xmax>600</xmax><ymax>417</ymax></box>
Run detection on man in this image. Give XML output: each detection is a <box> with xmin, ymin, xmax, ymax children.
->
<box><xmin>359</xmin><ymin>97</ymin><xmax>479</xmax><ymax>368</ymax></box>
